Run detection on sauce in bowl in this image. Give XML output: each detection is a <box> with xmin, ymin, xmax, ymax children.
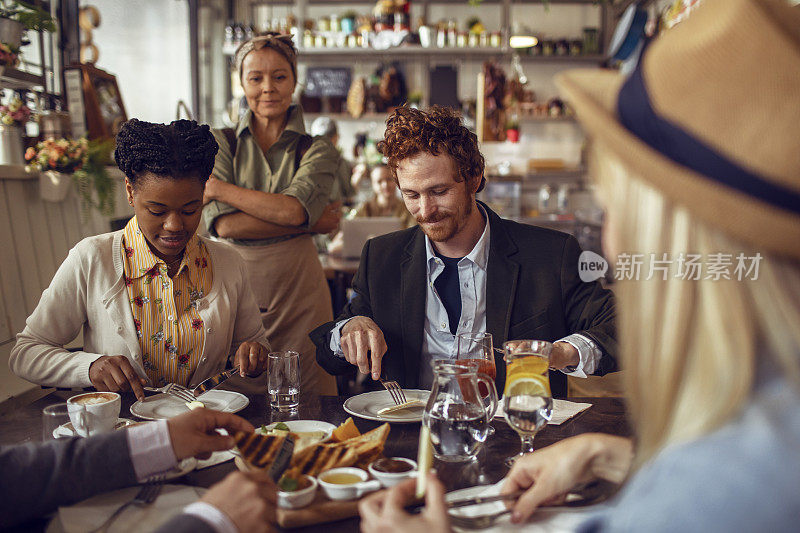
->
<box><xmin>371</xmin><ymin>458</ymin><xmax>414</xmax><ymax>473</ymax></box>
<box><xmin>321</xmin><ymin>472</ymin><xmax>364</xmax><ymax>485</ymax></box>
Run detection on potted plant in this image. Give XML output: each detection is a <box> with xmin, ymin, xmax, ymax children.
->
<box><xmin>0</xmin><ymin>40</ymin><xmax>19</xmax><ymax>75</ymax></box>
<box><xmin>25</xmin><ymin>137</ymin><xmax>116</xmax><ymax>214</ymax></box>
<box><xmin>0</xmin><ymin>92</ymin><xmax>30</xmax><ymax>164</ymax></box>
<box><xmin>0</xmin><ymin>1</ymin><xmax>57</xmax><ymax>47</ymax></box>
<box><xmin>505</xmin><ymin>114</ymin><xmax>520</xmax><ymax>143</ymax></box>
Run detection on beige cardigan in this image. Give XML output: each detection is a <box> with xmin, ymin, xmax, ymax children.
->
<box><xmin>10</xmin><ymin>230</ymin><xmax>269</xmax><ymax>390</ymax></box>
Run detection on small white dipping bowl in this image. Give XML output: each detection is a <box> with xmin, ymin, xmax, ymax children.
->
<box><xmin>318</xmin><ymin>467</ymin><xmax>381</xmax><ymax>501</ymax></box>
<box><xmin>277</xmin><ymin>475</ymin><xmax>317</xmax><ymax>509</ymax></box>
<box><xmin>368</xmin><ymin>457</ymin><xmax>418</xmax><ymax>488</ymax></box>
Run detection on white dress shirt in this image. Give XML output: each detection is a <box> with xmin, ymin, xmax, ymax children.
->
<box><xmin>330</xmin><ymin>206</ymin><xmax>601</xmax><ymax>387</ymax></box>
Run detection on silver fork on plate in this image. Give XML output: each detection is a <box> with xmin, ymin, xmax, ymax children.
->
<box><xmin>143</xmin><ymin>383</ymin><xmax>196</xmax><ymax>403</ymax></box>
<box><xmin>379</xmin><ymin>376</ymin><xmax>407</xmax><ymax>405</ymax></box>
<box><xmin>89</xmin><ymin>477</ymin><xmax>165</xmax><ymax>533</ymax></box>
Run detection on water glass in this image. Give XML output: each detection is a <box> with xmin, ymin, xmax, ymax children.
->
<box><xmin>42</xmin><ymin>403</ymin><xmax>71</xmax><ymax>440</ymax></box>
<box><xmin>502</xmin><ymin>340</ymin><xmax>553</xmax><ymax>466</ymax></box>
<box><xmin>456</xmin><ymin>332</ymin><xmax>497</xmax><ymax>435</ymax></box>
<box><xmin>268</xmin><ymin>350</ymin><xmax>300</xmax><ymax>411</ymax></box>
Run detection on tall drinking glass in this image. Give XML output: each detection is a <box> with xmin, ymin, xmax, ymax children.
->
<box><xmin>456</xmin><ymin>332</ymin><xmax>497</xmax><ymax>435</ymax></box>
<box><xmin>42</xmin><ymin>403</ymin><xmax>71</xmax><ymax>440</ymax></box>
<box><xmin>268</xmin><ymin>350</ymin><xmax>300</xmax><ymax>411</ymax></box>
<box><xmin>502</xmin><ymin>340</ymin><xmax>553</xmax><ymax>466</ymax></box>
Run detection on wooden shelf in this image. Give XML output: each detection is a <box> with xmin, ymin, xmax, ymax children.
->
<box><xmin>0</xmin><ymin>67</ymin><xmax>43</xmax><ymax>90</ymax></box>
<box><xmin>0</xmin><ymin>165</ymin><xmax>36</xmax><ymax>181</ymax></box>
<box><xmin>298</xmin><ymin>46</ymin><xmax>605</xmax><ymax>64</ymax></box>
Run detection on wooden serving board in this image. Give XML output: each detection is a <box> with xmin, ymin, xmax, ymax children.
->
<box><xmin>234</xmin><ymin>456</ymin><xmax>365</xmax><ymax>528</ymax></box>
<box><xmin>276</xmin><ymin>493</ymin><xmax>360</xmax><ymax>528</ymax></box>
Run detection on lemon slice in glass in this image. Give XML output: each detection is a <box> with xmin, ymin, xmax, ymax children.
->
<box><xmin>505</xmin><ymin>374</ymin><xmax>551</xmax><ymax>397</ymax></box>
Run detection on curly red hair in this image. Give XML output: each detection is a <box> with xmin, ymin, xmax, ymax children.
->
<box><xmin>377</xmin><ymin>106</ymin><xmax>485</xmax><ymax>192</ymax></box>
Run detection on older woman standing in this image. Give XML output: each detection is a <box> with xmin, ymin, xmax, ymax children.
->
<box><xmin>203</xmin><ymin>33</ymin><xmax>339</xmax><ymax>395</ymax></box>
<box><xmin>11</xmin><ymin>119</ymin><xmax>270</xmax><ymax>398</ymax></box>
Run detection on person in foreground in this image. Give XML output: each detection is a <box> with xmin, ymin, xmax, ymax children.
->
<box><xmin>202</xmin><ymin>33</ymin><xmax>339</xmax><ymax>395</ymax></box>
<box><xmin>311</xmin><ymin>106</ymin><xmax>617</xmax><ymax>396</ymax></box>
<box><xmin>0</xmin><ymin>408</ymin><xmax>273</xmax><ymax>532</ymax></box>
<box><xmin>358</xmin><ymin>0</ymin><xmax>800</xmax><ymax>530</ymax></box>
<box><xmin>10</xmin><ymin>119</ymin><xmax>270</xmax><ymax>398</ymax></box>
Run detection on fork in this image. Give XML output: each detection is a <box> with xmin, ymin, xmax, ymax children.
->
<box><xmin>89</xmin><ymin>477</ymin><xmax>164</xmax><ymax>533</ymax></box>
<box><xmin>379</xmin><ymin>376</ymin><xmax>407</xmax><ymax>406</ymax></box>
<box><xmin>143</xmin><ymin>383</ymin><xmax>196</xmax><ymax>403</ymax></box>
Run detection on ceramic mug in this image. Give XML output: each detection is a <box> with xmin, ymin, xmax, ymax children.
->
<box><xmin>67</xmin><ymin>392</ymin><xmax>121</xmax><ymax>437</ymax></box>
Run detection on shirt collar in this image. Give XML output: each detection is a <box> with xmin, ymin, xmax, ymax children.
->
<box><xmin>122</xmin><ymin>216</ymin><xmax>202</xmax><ymax>283</ymax></box>
<box><xmin>236</xmin><ymin>104</ymin><xmax>307</xmax><ymax>137</ymax></box>
<box><xmin>425</xmin><ymin>204</ymin><xmax>491</xmax><ymax>273</ymax></box>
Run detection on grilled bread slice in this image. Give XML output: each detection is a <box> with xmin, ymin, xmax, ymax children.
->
<box><xmin>234</xmin><ymin>431</ymin><xmax>288</xmax><ymax>468</ymax></box>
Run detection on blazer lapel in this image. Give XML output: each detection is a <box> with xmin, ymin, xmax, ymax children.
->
<box><xmin>484</xmin><ymin>206</ymin><xmax>519</xmax><ymax>390</ymax></box>
<box><xmin>400</xmin><ymin>229</ymin><xmax>427</xmax><ymax>389</ymax></box>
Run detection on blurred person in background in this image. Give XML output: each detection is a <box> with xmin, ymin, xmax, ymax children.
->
<box><xmin>203</xmin><ymin>33</ymin><xmax>340</xmax><ymax>395</ymax></box>
<box><xmin>310</xmin><ymin>116</ymin><xmax>356</xmax><ymax>205</ymax></box>
<box><xmin>358</xmin><ymin>1</ymin><xmax>800</xmax><ymax>531</ymax></box>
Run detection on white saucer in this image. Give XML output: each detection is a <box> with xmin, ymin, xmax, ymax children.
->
<box><xmin>130</xmin><ymin>390</ymin><xmax>249</xmax><ymax>420</ymax></box>
<box><xmin>53</xmin><ymin>418</ymin><xmax>140</xmax><ymax>438</ymax></box>
<box><xmin>343</xmin><ymin>389</ymin><xmax>430</xmax><ymax>423</ymax></box>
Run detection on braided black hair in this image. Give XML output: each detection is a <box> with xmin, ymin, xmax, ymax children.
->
<box><xmin>114</xmin><ymin>118</ymin><xmax>219</xmax><ymax>185</ymax></box>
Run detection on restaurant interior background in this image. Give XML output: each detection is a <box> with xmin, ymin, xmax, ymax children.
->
<box><xmin>0</xmin><ymin>0</ymin><xmax>698</xmax><ymax>406</ymax></box>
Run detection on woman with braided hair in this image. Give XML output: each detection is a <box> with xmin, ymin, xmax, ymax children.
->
<box><xmin>203</xmin><ymin>33</ymin><xmax>339</xmax><ymax>395</ymax></box>
<box><xmin>10</xmin><ymin>119</ymin><xmax>270</xmax><ymax>398</ymax></box>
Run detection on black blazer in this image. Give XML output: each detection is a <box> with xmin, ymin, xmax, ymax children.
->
<box><xmin>311</xmin><ymin>205</ymin><xmax>617</xmax><ymax>398</ymax></box>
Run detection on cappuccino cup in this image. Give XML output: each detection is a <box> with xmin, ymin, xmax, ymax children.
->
<box><xmin>67</xmin><ymin>392</ymin><xmax>121</xmax><ymax>437</ymax></box>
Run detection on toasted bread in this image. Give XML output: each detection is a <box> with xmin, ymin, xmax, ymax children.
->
<box><xmin>234</xmin><ymin>431</ymin><xmax>288</xmax><ymax>468</ymax></box>
<box><xmin>286</xmin><ymin>423</ymin><xmax>391</xmax><ymax>477</ymax></box>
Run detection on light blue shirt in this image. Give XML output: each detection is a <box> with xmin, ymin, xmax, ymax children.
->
<box><xmin>330</xmin><ymin>206</ymin><xmax>600</xmax><ymax>388</ymax></box>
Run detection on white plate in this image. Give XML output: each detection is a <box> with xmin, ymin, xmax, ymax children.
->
<box><xmin>53</xmin><ymin>418</ymin><xmax>140</xmax><ymax>438</ymax></box>
<box><xmin>257</xmin><ymin>420</ymin><xmax>337</xmax><ymax>438</ymax></box>
<box><xmin>130</xmin><ymin>390</ymin><xmax>249</xmax><ymax>420</ymax></box>
<box><xmin>343</xmin><ymin>389</ymin><xmax>430</xmax><ymax>423</ymax></box>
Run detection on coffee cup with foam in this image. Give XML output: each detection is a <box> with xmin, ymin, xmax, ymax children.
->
<box><xmin>67</xmin><ymin>392</ymin><xmax>121</xmax><ymax>437</ymax></box>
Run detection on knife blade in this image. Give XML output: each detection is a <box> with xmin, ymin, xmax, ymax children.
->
<box><xmin>192</xmin><ymin>366</ymin><xmax>240</xmax><ymax>398</ymax></box>
<box><xmin>267</xmin><ymin>434</ymin><xmax>295</xmax><ymax>483</ymax></box>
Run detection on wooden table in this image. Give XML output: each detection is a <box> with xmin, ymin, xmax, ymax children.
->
<box><xmin>0</xmin><ymin>391</ymin><xmax>630</xmax><ymax>532</ymax></box>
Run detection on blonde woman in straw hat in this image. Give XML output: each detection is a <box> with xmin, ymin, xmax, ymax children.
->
<box><xmin>202</xmin><ymin>33</ymin><xmax>340</xmax><ymax>395</ymax></box>
<box><xmin>358</xmin><ymin>0</ymin><xmax>800</xmax><ymax>531</ymax></box>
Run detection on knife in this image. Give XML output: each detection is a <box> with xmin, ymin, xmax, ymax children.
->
<box><xmin>268</xmin><ymin>434</ymin><xmax>295</xmax><ymax>483</ymax></box>
<box><xmin>192</xmin><ymin>366</ymin><xmax>240</xmax><ymax>398</ymax></box>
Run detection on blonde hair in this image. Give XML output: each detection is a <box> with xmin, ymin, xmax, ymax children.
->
<box><xmin>592</xmin><ymin>144</ymin><xmax>800</xmax><ymax>466</ymax></box>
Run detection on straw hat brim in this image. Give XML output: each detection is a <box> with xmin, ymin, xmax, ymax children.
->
<box><xmin>557</xmin><ymin>69</ymin><xmax>800</xmax><ymax>261</ymax></box>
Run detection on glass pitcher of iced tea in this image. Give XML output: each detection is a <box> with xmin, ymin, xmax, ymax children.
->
<box><xmin>423</xmin><ymin>360</ymin><xmax>498</xmax><ymax>461</ymax></box>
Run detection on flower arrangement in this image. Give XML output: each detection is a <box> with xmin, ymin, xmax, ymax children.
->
<box><xmin>0</xmin><ymin>94</ymin><xmax>30</xmax><ymax>126</ymax></box>
<box><xmin>25</xmin><ymin>137</ymin><xmax>88</xmax><ymax>173</ymax></box>
<box><xmin>0</xmin><ymin>42</ymin><xmax>19</xmax><ymax>67</ymax></box>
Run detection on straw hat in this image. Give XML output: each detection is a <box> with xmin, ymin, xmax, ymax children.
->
<box><xmin>557</xmin><ymin>0</ymin><xmax>800</xmax><ymax>260</ymax></box>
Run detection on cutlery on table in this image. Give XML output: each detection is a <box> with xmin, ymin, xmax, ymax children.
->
<box><xmin>89</xmin><ymin>476</ymin><xmax>164</xmax><ymax>533</ymax></box>
<box><xmin>191</xmin><ymin>366</ymin><xmax>240</xmax><ymax>398</ymax></box>
<box><xmin>143</xmin><ymin>383</ymin><xmax>195</xmax><ymax>403</ymax></box>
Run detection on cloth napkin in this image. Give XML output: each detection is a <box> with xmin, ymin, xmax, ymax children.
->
<box><xmin>494</xmin><ymin>398</ymin><xmax>592</xmax><ymax>425</ymax></box>
<box><xmin>448</xmin><ymin>480</ymin><xmax>602</xmax><ymax>533</ymax></box>
<box><xmin>50</xmin><ymin>484</ymin><xmax>204</xmax><ymax>533</ymax></box>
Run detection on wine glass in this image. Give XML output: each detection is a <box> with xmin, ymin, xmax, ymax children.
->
<box><xmin>502</xmin><ymin>340</ymin><xmax>553</xmax><ymax>466</ymax></box>
<box><xmin>456</xmin><ymin>332</ymin><xmax>497</xmax><ymax>436</ymax></box>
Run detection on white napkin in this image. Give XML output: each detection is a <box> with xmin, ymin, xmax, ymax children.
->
<box><xmin>448</xmin><ymin>481</ymin><xmax>601</xmax><ymax>533</ymax></box>
<box><xmin>494</xmin><ymin>398</ymin><xmax>592</xmax><ymax>425</ymax></box>
<box><xmin>52</xmin><ymin>484</ymin><xmax>203</xmax><ymax>533</ymax></box>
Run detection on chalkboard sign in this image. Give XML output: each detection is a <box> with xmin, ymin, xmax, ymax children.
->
<box><xmin>305</xmin><ymin>67</ymin><xmax>352</xmax><ymax>98</ymax></box>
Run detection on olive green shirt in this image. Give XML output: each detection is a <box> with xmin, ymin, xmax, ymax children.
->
<box><xmin>203</xmin><ymin>105</ymin><xmax>339</xmax><ymax>246</ymax></box>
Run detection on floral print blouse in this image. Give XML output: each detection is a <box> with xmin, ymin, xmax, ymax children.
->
<box><xmin>122</xmin><ymin>218</ymin><xmax>213</xmax><ymax>387</ymax></box>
